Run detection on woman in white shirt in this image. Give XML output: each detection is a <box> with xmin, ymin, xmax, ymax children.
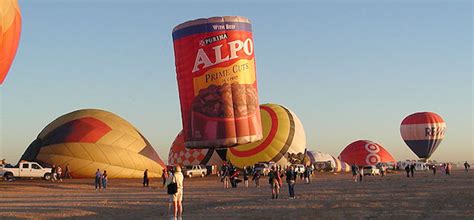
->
<box><xmin>167</xmin><ymin>165</ymin><xmax>184</xmax><ymax>218</ymax></box>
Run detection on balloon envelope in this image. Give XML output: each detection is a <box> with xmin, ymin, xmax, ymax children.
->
<box><xmin>339</xmin><ymin>140</ymin><xmax>395</xmax><ymax>166</ymax></box>
<box><xmin>20</xmin><ymin>109</ymin><xmax>166</xmax><ymax>178</ymax></box>
<box><xmin>227</xmin><ymin>104</ymin><xmax>306</xmax><ymax>168</ymax></box>
<box><xmin>307</xmin><ymin>150</ymin><xmax>350</xmax><ymax>172</ymax></box>
<box><xmin>168</xmin><ymin>131</ymin><xmax>226</xmax><ymax>166</ymax></box>
<box><xmin>173</xmin><ymin>16</ymin><xmax>262</xmax><ymax>148</ymax></box>
<box><xmin>0</xmin><ymin>0</ymin><xmax>21</xmax><ymax>84</ymax></box>
<box><xmin>400</xmin><ymin>112</ymin><xmax>446</xmax><ymax>160</ymax></box>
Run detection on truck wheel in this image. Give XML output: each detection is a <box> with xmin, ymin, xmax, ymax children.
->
<box><xmin>4</xmin><ymin>172</ymin><xmax>13</xmax><ymax>180</ymax></box>
<box><xmin>44</xmin><ymin>173</ymin><xmax>51</xmax><ymax>181</ymax></box>
<box><xmin>188</xmin><ymin>173</ymin><xmax>192</xmax><ymax>178</ymax></box>
<box><xmin>201</xmin><ymin>173</ymin><xmax>205</xmax><ymax>178</ymax></box>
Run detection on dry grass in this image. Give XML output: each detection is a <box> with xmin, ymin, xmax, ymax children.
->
<box><xmin>0</xmin><ymin>170</ymin><xmax>472</xmax><ymax>219</ymax></box>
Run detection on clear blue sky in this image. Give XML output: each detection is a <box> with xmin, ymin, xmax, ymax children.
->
<box><xmin>1</xmin><ymin>0</ymin><xmax>472</xmax><ymax>163</ymax></box>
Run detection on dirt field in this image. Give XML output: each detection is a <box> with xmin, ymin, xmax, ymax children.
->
<box><xmin>0</xmin><ymin>170</ymin><xmax>473</xmax><ymax>219</ymax></box>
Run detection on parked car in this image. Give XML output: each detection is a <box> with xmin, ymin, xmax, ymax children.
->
<box><xmin>363</xmin><ymin>165</ymin><xmax>381</xmax><ymax>176</ymax></box>
<box><xmin>294</xmin><ymin>164</ymin><xmax>305</xmax><ymax>174</ymax></box>
<box><xmin>183</xmin><ymin>165</ymin><xmax>207</xmax><ymax>178</ymax></box>
<box><xmin>1</xmin><ymin>161</ymin><xmax>52</xmax><ymax>180</ymax></box>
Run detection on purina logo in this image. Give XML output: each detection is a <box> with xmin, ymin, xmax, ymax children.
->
<box><xmin>199</xmin><ymin>33</ymin><xmax>229</xmax><ymax>47</ymax></box>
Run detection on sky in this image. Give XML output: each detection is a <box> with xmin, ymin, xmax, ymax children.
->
<box><xmin>0</xmin><ymin>0</ymin><xmax>472</xmax><ymax>164</ymax></box>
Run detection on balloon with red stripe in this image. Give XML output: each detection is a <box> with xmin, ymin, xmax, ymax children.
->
<box><xmin>227</xmin><ymin>103</ymin><xmax>306</xmax><ymax>169</ymax></box>
<box><xmin>339</xmin><ymin>140</ymin><xmax>395</xmax><ymax>166</ymax></box>
<box><xmin>400</xmin><ymin>112</ymin><xmax>446</xmax><ymax>160</ymax></box>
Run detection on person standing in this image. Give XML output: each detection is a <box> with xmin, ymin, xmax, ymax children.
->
<box><xmin>268</xmin><ymin>166</ymin><xmax>281</xmax><ymax>199</ymax></box>
<box><xmin>358</xmin><ymin>166</ymin><xmax>364</xmax><ymax>182</ymax></box>
<box><xmin>56</xmin><ymin>165</ymin><xmax>63</xmax><ymax>182</ymax></box>
<box><xmin>405</xmin><ymin>165</ymin><xmax>410</xmax><ymax>178</ymax></box>
<box><xmin>432</xmin><ymin>164</ymin><xmax>437</xmax><ymax>176</ymax></box>
<box><xmin>64</xmin><ymin>164</ymin><xmax>72</xmax><ymax>179</ymax></box>
<box><xmin>252</xmin><ymin>170</ymin><xmax>261</xmax><ymax>187</ymax></box>
<box><xmin>304</xmin><ymin>166</ymin><xmax>310</xmax><ymax>184</ymax></box>
<box><xmin>464</xmin><ymin>161</ymin><xmax>470</xmax><ymax>172</ymax></box>
<box><xmin>351</xmin><ymin>164</ymin><xmax>358</xmax><ymax>182</ymax></box>
<box><xmin>173</xmin><ymin>166</ymin><xmax>184</xmax><ymax>218</ymax></box>
<box><xmin>221</xmin><ymin>163</ymin><xmax>230</xmax><ymax>189</ymax></box>
<box><xmin>51</xmin><ymin>165</ymin><xmax>57</xmax><ymax>182</ymax></box>
<box><xmin>165</xmin><ymin>170</ymin><xmax>175</xmax><ymax>215</ymax></box>
<box><xmin>230</xmin><ymin>166</ymin><xmax>240</xmax><ymax>188</ymax></box>
<box><xmin>446</xmin><ymin>163</ymin><xmax>451</xmax><ymax>175</ymax></box>
<box><xmin>102</xmin><ymin>170</ymin><xmax>108</xmax><ymax>190</ymax></box>
<box><xmin>410</xmin><ymin>164</ymin><xmax>415</xmax><ymax>177</ymax></box>
<box><xmin>95</xmin><ymin>169</ymin><xmax>102</xmax><ymax>190</ymax></box>
<box><xmin>286</xmin><ymin>166</ymin><xmax>297</xmax><ymax>199</ymax></box>
<box><xmin>143</xmin><ymin>169</ymin><xmax>150</xmax><ymax>187</ymax></box>
<box><xmin>380</xmin><ymin>165</ymin><xmax>385</xmax><ymax>177</ymax></box>
<box><xmin>243</xmin><ymin>166</ymin><xmax>249</xmax><ymax>188</ymax></box>
<box><xmin>161</xmin><ymin>168</ymin><xmax>168</xmax><ymax>188</ymax></box>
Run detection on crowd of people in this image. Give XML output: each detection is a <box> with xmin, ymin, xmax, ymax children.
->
<box><xmin>216</xmin><ymin>162</ymin><xmax>315</xmax><ymax>199</ymax></box>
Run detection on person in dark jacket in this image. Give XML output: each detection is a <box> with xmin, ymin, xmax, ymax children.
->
<box><xmin>143</xmin><ymin>169</ymin><xmax>149</xmax><ymax>187</ymax></box>
<box><xmin>405</xmin><ymin>165</ymin><xmax>410</xmax><ymax>178</ymax></box>
<box><xmin>252</xmin><ymin>170</ymin><xmax>261</xmax><ymax>187</ymax></box>
<box><xmin>286</xmin><ymin>166</ymin><xmax>297</xmax><ymax>199</ymax></box>
<box><xmin>410</xmin><ymin>164</ymin><xmax>415</xmax><ymax>177</ymax></box>
<box><xmin>243</xmin><ymin>166</ymin><xmax>249</xmax><ymax>188</ymax></box>
<box><xmin>95</xmin><ymin>169</ymin><xmax>102</xmax><ymax>190</ymax></box>
<box><xmin>351</xmin><ymin>164</ymin><xmax>358</xmax><ymax>182</ymax></box>
<box><xmin>230</xmin><ymin>167</ymin><xmax>240</xmax><ymax>188</ymax></box>
<box><xmin>268</xmin><ymin>166</ymin><xmax>281</xmax><ymax>199</ymax></box>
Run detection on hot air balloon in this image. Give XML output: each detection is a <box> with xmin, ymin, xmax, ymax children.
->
<box><xmin>20</xmin><ymin>109</ymin><xmax>166</xmax><ymax>178</ymax></box>
<box><xmin>306</xmin><ymin>150</ymin><xmax>350</xmax><ymax>172</ymax></box>
<box><xmin>173</xmin><ymin>16</ymin><xmax>263</xmax><ymax>148</ymax></box>
<box><xmin>227</xmin><ymin>104</ymin><xmax>306</xmax><ymax>169</ymax></box>
<box><xmin>339</xmin><ymin>140</ymin><xmax>395</xmax><ymax>166</ymax></box>
<box><xmin>168</xmin><ymin>131</ymin><xmax>226</xmax><ymax>166</ymax></box>
<box><xmin>0</xmin><ymin>0</ymin><xmax>21</xmax><ymax>84</ymax></box>
<box><xmin>400</xmin><ymin>112</ymin><xmax>446</xmax><ymax>160</ymax></box>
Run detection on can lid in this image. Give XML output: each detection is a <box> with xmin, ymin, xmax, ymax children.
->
<box><xmin>173</xmin><ymin>16</ymin><xmax>251</xmax><ymax>33</ymax></box>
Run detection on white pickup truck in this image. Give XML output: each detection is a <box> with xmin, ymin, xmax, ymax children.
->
<box><xmin>183</xmin><ymin>165</ymin><xmax>207</xmax><ymax>178</ymax></box>
<box><xmin>1</xmin><ymin>161</ymin><xmax>52</xmax><ymax>180</ymax></box>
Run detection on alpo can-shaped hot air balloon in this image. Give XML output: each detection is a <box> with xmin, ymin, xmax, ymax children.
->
<box><xmin>400</xmin><ymin>112</ymin><xmax>446</xmax><ymax>160</ymax></box>
<box><xmin>339</xmin><ymin>140</ymin><xmax>396</xmax><ymax>166</ymax></box>
<box><xmin>227</xmin><ymin>104</ymin><xmax>306</xmax><ymax>169</ymax></box>
<box><xmin>168</xmin><ymin>131</ymin><xmax>227</xmax><ymax>166</ymax></box>
<box><xmin>173</xmin><ymin>16</ymin><xmax>263</xmax><ymax>149</ymax></box>
<box><xmin>0</xmin><ymin>0</ymin><xmax>21</xmax><ymax>84</ymax></box>
<box><xmin>20</xmin><ymin>109</ymin><xmax>166</xmax><ymax>178</ymax></box>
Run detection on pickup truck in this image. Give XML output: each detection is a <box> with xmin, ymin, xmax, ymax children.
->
<box><xmin>1</xmin><ymin>161</ymin><xmax>52</xmax><ymax>180</ymax></box>
<box><xmin>182</xmin><ymin>165</ymin><xmax>207</xmax><ymax>178</ymax></box>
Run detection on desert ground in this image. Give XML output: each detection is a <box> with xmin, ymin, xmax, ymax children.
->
<box><xmin>0</xmin><ymin>170</ymin><xmax>473</xmax><ymax>220</ymax></box>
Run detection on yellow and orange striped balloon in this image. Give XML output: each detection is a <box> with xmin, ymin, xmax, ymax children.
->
<box><xmin>0</xmin><ymin>0</ymin><xmax>21</xmax><ymax>84</ymax></box>
<box><xmin>227</xmin><ymin>104</ymin><xmax>306</xmax><ymax>168</ymax></box>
